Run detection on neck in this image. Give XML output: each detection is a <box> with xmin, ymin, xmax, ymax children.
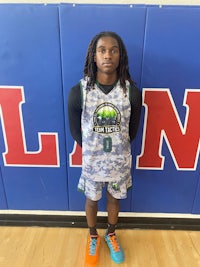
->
<box><xmin>96</xmin><ymin>73</ymin><xmax>118</xmax><ymax>85</ymax></box>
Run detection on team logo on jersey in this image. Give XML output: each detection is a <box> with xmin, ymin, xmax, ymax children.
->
<box><xmin>93</xmin><ymin>102</ymin><xmax>121</xmax><ymax>134</ymax></box>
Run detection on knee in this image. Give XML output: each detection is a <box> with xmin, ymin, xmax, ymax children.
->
<box><xmin>86</xmin><ymin>198</ymin><xmax>98</xmax><ymax>209</ymax></box>
<box><xmin>106</xmin><ymin>191</ymin><xmax>119</xmax><ymax>206</ymax></box>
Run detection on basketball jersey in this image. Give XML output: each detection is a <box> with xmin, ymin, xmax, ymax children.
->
<box><xmin>80</xmin><ymin>78</ymin><xmax>132</xmax><ymax>182</ymax></box>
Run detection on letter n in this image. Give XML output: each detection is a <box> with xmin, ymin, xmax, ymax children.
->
<box><xmin>136</xmin><ymin>89</ymin><xmax>200</xmax><ymax>170</ymax></box>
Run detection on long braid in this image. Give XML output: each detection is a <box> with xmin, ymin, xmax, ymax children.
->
<box><xmin>83</xmin><ymin>31</ymin><xmax>134</xmax><ymax>90</ymax></box>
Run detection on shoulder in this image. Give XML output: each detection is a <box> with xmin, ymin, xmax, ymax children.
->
<box><xmin>129</xmin><ymin>83</ymin><xmax>142</xmax><ymax>105</ymax></box>
<box><xmin>129</xmin><ymin>82</ymin><xmax>140</xmax><ymax>94</ymax></box>
<box><xmin>69</xmin><ymin>82</ymin><xmax>81</xmax><ymax>95</ymax></box>
<box><xmin>68</xmin><ymin>82</ymin><xmax>82</xmax><ymax>109</ymax></box>
<box><xmin>68</xmin><ymin>82</ymin><xmax>81</xmax><ymax>100</ymax></box>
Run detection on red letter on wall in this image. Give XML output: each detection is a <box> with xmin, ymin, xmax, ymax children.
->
<box><xmin>137</xmin><ymin>89</ymin><xmax>200</xmax><ymax>170</ymax></box>
<box><xmin>69</xmin><ymin>142</ymin><xmax>82</xmax><ymax>167</ymax></box>
<box><xmin>0</xmin><ymin>87</ymin><xmax>59</xmax><ymax>167</ymax></box>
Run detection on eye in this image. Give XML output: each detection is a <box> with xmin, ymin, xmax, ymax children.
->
<box><xmin>97</xmin><ymin>49</ymin><xmax>105</xmax><ymax>54</ymax></box>
<box><xmin>111</xmin><ymin>49</ymin><xmax>119</xmax><ymax>54</ymax></box>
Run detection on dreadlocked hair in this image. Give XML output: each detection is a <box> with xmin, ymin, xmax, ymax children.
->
<box><xmin>83</xmin><ymin>31</ymin><xmax>134</xmax><ymax>92</ymax></box>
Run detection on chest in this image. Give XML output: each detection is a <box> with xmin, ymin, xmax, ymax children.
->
<box><xmin>83</xmin><ymin>86</ymin><xmax>129</xmax><ymax>112</ymax></box>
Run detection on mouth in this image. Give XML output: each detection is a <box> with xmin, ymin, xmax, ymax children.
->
<box><xmin>103</xmin><ymin>62</ymin><xmax>113</xmax><ymax>66</ymax></box>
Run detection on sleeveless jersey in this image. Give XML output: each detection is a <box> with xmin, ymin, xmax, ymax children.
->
<box><xmin>80</xmin><ymin>78</ymin><xmax>132</xmax><ymax>182</ymax></box>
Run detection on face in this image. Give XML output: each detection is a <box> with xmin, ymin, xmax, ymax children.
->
<box><xmin>94</xmin><ymin>36</ymin><xmax>120</xmax><ymax>76</ymax></box>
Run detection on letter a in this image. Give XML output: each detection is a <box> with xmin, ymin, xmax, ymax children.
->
<box><xmin>69</xmin><ymin>142</ymin><xmax>82</xmax><ymax>167</ymax></box>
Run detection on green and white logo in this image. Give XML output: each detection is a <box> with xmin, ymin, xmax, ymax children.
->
<box><xmin>93</xmin><ymin>102</ymin><xmax>121</xmax><ymax>134</ymax></box>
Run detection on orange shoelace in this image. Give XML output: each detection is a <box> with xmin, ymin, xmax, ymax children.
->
<box><xmin>108</xmin><ymin>234</ymin><xmax>120</xmax><ymax>252</ymax></box>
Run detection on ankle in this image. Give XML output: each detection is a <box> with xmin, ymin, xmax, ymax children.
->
<box><xmin>89</xmin><ymin>226</ymin><xmax>98</xmax><ymax>236</ymax></box>
<box><xmin>106</xmin><ymin>223</ymin><xmax>117</xmax><ymax>235</ymax></box>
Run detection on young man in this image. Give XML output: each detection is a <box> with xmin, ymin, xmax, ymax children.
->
<box><xmin>68</xmin><ymin>31</ymin><xmax>142</xmax><ymax>266</ymax></box>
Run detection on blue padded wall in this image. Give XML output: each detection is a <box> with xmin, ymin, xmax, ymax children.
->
<box><xmin>0</xmin><ymin>169</ymin><xmax>7</xmax><ymax>209</ymax></box>
<box><xmin>0</xmin><ymin>4</ymin><xmax>200</xmax><ymax>214</ymax></box>
<box><xmin>134</xmin><ymin>6</ymin><xmax>200</xmax><ymax>213</ymax></box>
<box><xmin>0</xmin><ymin>4</ymin><xmax>68</xmax><ymax>210</ymax></box>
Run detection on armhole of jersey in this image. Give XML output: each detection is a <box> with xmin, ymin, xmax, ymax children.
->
<box><xmin>79</xmin><ymin>80</ymin><xmax>84</xmax><ymax>109</ymax></box>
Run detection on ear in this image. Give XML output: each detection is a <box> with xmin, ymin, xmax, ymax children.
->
<box><xmin>94</xmin><ymin>54</ymin><xmax>96</xmax><ymax>62</ymax></box>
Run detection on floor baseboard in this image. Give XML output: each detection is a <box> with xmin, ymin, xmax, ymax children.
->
<box><xmin>0</xmin><ymin>213</ymin><xmax>200</xmax><ymax>230</ymax></box>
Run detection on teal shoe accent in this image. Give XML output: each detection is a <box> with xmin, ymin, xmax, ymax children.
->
<box><xmin>105</xmin><ymin>233</ymin><xmax>124</xmax><ymax>264</ymax></box>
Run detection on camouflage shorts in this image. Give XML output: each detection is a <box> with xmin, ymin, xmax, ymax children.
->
<box><xmin>77</xmin><ymin>175</ymin><xmax>132</xmax><ymax>201</ymax></box>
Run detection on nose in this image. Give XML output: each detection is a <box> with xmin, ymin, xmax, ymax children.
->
<box><xmin>104</xmin><ymin>50</ymin><xmax>112</xmax><ymax>59</ymax></box>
